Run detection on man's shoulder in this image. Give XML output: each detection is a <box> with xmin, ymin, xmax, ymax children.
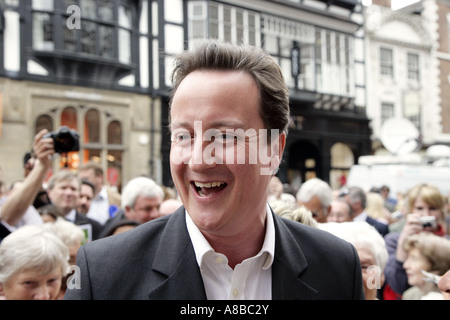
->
<box><xmin>275</xmin><ymin>215</ymin><xmax>354</xmax><ymax>252</ymax></box>
<box><xmin>366</xmin><ymin>216</ymin><xmax>389</xmax><ymax>234</ymax></box>
<box><xmin>82</xmin><ymin>213</ymin><xmax>173</xmax><ymax>254</ymax></box>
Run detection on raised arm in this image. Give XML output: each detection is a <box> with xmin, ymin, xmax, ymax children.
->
<box><xmin>0</xmin><ymin>130</ymin><xmax>54</xmax><ymax>226</ymax></box>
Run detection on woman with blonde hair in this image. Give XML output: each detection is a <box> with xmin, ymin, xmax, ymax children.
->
<box><xmin>366</xmin><ymin>192</ymin><xmax>391</xmax><ymax>225</ymax></box>
<box><xmin>384</xmin><ymin>183</ymin><xmax>449</xmax><ymax>298</ymax></box>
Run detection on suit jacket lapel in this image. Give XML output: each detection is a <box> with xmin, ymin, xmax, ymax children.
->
<box><xmin>146</xmin><ymin>208</ymin><xmax>318</xmax><ymax>300</ymax></box>
<box><xmin>271</xmin><ymin>213</ymin><xmax>319</xmax><ymax>300</ymax></box>
<box><xmin>147</xmin><ymin>207</ymin><xmax>207</xmax><ymax>300</ymax></box>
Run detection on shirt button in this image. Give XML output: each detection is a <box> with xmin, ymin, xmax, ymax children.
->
<box><xmin>233</xmin><ymin>288</ymin><xmax>239</xmax><ymax>297</ymax></box>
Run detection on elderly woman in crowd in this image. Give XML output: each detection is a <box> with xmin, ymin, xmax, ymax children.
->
<box><xmin>0</xmin><ymin>225</ymin><xmax>69</xmax><ymax>300</ymax></box>
<box><xmin>320</xmin><ymin>221</ymin><xmax>389</xmax><ymax>300</ymax></box>
<box><xmin>402</xmin><ymin>232</ymin><xmax>450</xmax><ymax>300</ymax></box>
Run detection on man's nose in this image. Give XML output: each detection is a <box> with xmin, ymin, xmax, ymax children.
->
<box><xmin>188</xmin><ymin>137</ymin><xmax>218</xmax><ymax>172</ymax></box>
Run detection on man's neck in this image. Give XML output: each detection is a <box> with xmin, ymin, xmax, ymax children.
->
<box><xmin>202</xmin><ymin>214</ymin><xmax>266</xmax><ymax>269</ymax></box>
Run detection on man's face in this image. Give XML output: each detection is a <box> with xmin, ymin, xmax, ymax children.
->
<box><xmin>299</xmin><ymin>195</ymin><xmax>328</xmax><ymax>223</ymax></box>
<box><xmin>48</xmin><ymin>179</ymin><xmax>80</xmax><ymax>215</ymax></box>
<box><xmin>77</xmin><ymin>184</ymin><xmax>94</xmax><ymax>215</ymax></box>
<box><xmin>169</xmin><ymin>70</ymin><xmax>285</xmax><ymax>238</ymax></box>
<box><xmin>78</xmin><ymin>169</ymin><xmax>102</xmax><ymax>196</ymax></box>
<box><xmin>327</xmin><ymin>200</ymin><xmax>352</xmax><ymax>223</ymax></box>
<box><xmin>125</xmin><ymin>195</ymin><xmax>162</xmax><ymax>223</ymax></box>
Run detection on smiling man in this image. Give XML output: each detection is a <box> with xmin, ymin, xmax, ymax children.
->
<box><xmin>64</xmin><ymin>39</ymin><xmax>364</xmax><ymax>300</ymax></box>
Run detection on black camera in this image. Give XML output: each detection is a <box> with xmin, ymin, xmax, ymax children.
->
<box><xmin>44</xmin><ymin>126</ymin><xmax>80</xmax><ymax>154</ymax></box>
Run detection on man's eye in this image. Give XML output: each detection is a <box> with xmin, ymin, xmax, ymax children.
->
<box><xmin>172</xmin><ymin>133</ymin><xmax>192</xmax><ymax>143</ymax></box>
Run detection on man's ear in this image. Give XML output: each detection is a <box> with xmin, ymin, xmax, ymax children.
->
<box><xmin>269</xmin><ymin>132</ymin><xmax>286</xmax><ymax>172</ymax></box>
<box><xmin>124</xmin><ymin>206</ymin><xmax>132</xmax><ymax>220</ymax></box>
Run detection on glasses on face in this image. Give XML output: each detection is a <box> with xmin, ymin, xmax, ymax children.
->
<box><xmin>338</xmin><ymin>187</ymin><xmax>349</xmax><ymax>197</ymax></box>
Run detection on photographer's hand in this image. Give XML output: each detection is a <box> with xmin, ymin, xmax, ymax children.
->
<box><xmin>32</xmin><ymin>129</ymin><xmax>55</xmax><ymax>171</ymax></box>
<box><xmin>396</xmin><ymin>213</ymin><xmax>422</xmax><ymax>262</ymax></box>
<box><xmin>0</xmin><ymin>130</ymin><xmax>54</xmax><ymax>227</ymax></box>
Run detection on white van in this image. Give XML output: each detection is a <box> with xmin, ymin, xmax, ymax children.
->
<box><xmin>347</xmin><ymin>154</ymin><xmax>450</xmax><ymax>196</ymax></box>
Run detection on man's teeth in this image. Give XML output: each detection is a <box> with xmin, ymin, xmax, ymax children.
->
<box><xmin>194</xmin><ymin>181</ymin><xmax>225</xmax><ymax>188</ymax></box>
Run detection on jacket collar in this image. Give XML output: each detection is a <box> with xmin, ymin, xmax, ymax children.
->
<box><xmin>147</xmin><ymin>207</ymin><xmax>207</xmax><ymax>299</ymax></box>
<box><xmin>271</xmin><ymin>213</ymin><xmax>319</xmax><ymax>299</ymax></box>
<box><xmin>147</xmin><ymin>206</ymin><xmax>318</xmax><ymax>300</ymax></box>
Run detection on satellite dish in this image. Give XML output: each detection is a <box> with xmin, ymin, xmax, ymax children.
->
<box><xmin>380</xmin><ymin>118</ymin><xmax>420</xmax><ymax>155</ymax></box>
<box><xmin>426</xmin><ymin>145</ymin><xmax>450</xmax><ymax>158</ymax></box>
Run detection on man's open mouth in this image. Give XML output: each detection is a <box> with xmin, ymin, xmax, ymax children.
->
<box><xmin>192</xmin><ymin>181</ymin><xmax>227</xmax><ymax>197</ymax></box>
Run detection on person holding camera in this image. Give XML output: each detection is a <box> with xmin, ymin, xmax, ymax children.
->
<box><xmin>384</xmin><ymin>183</ymin><xmax>449</xmax><ymax>298</ymax></box>
<box><xmin>0</xmin><ymin>129</ymin><xmax>53</xmax><ymax>236</ymax></box>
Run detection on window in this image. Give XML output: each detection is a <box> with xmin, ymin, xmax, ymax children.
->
<box><xmin>31</xmin><ymin>0</ymin><xmax>134</xmax><ymax>64</ymax></box>
<box><xmin>262</xmin><ymin>15</ymin><xmax>316</xmax><ymax>91</ymax></box>
<box><xmin>85</xmin><ymin>109</ymin><xmax>100</xmax><ymax>143</ymax></box>
<box><xmin>380</xmin><ymin>48</ymin><xmax>393</xmax><ymax>78</ymax></box>
<box><xmin>407</xmin><ymin>53</ymin><xmax>420</xmax><ymax>83</ymax></box>
<box><xmin>35</xmin><ymin>105</ymin><xmax>124</xmax><ymax>187</ymax></box>
<box><xmin>312</xmin><ymin>27</ymin><xmax>353</xmax><ymax>95</ymax></box>
<box><xmin>188</xmin><ymin>1</ymin><xmax>260</xmax><ymax>47</ymax></box>
<box><xmin>381</xmin><ymin>102</ymin><xmax>394</xmax><ymax>123</ymax></box>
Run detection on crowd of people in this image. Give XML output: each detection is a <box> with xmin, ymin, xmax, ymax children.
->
<box><xmin>268</xmin><ymin>176</ymin><xmax>450</xmax><ymax>300</ymax></box>
<box><xmin>0</xmin><ymin>39</ymin><xmax>450</xmax><ymax>300</ymax></box>
<box><xmin>0</xmin><ymin>132</ymin><xmax>182</xmax><ymax>299</ymax></box>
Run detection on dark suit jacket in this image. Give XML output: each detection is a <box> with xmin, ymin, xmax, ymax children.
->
<box><xmin>366</xmin><ymin>216</ymin><xmax>389</xmax><ymax>237</ymax></box>
<box><xmin>73</xmin><ymin>211</ymin><xmax>103</xmax><ymax>241</ymax></box>
<box><xmin>64</xmin><ymin>207</ymin><xmax>364</xmax><ymax>300</ymax></box>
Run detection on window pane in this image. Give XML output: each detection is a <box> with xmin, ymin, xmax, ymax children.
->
<box><xmin>63</xmin><ymin>19</ymin><xmax>77</xmax><ymax>51</ymax></box>
<box><xmin>210</xmin><ymin>22</ymin><xmax>219</xmax><ymax>39</ymax></box>
<box><xmin>108</xmin><ymin>121</ymin><xmax>122</xmax><ymax>144</ymax></box>
<box><xmin>407</xmin><ymin>53</ymin><xmax>420</xmax><ymax>82</ymax></box>
<box><xmin>81</xmin><ymin>0</ymin><xmax>97</xmax><ymax>19</ymax></box>
<box><xmin>32</xmin><ymin>0</ymin><xmax>54</xmax><ymax>11</ymax></box>
<box><xmin>192</xmin><ymin>20</ymin><xmax>205</xmax><ymax>38</ymax></box>
<box><xmin>380</xmin><ymin>48</ymin><xmax>393</xmax><ymax>77</ymax></box>
<box><xmin>248</xmin><ymin>12</ymin><xmax>255</xmax><ymax>28</ymax></box>
<box><xmin>61</xmin><ymin>107</ymin><xmax>78</xmax><ymax>129</ymax></box>
<box><xmin>119</xmin><ymin>29</ymin><xmax>131</xmax><ymax>63</ymax></box>
<box><xmin>83</xmin><ymin>149</ymin><xmax>101</xmax><ymax>164</ymax></box>
<box><xmin>63</xmin><ymin>0</ymin><xmax>77</xmax><ymax>8</ymax></box>
<box><xmin>119</xmin><ymin>4</ymin><xmax>132</xmax><ymax>28</ymax></box>
<box><xmin>33</xmin><ymin>13</ymin><xmax>54</xmax><ymax>50</ymax></box>
<box><xmin>99</xmin><ymin>25</ymin><xmax>114</xmax><ymax>59</ymax></box>
<box><xmin>99</xmin><ymin>0</ymin><xmax>114</xmax><ymax>21</ymax></box>
<box><xmin>209</xmin><ymin>4</ymin><xmax>219</xmax><ymax>20</ymax></box>
<box><xmin>263</xmin><ymin>34</ymin><xmax>277</xmax><ymax>55</ymax></box>
<box><xmin>81</xmin><ymin>21</ymin><xmax>97</xmax><ymax>54</ymax></box>
<box><xmin>107</xmin><ymin>150</ymin><xmax>122</xmax><ymax>188</ymax></box>
<box><xmin>381</xmin><ymin>102</ymin><xmax>394</xmax><ymax>123</ymax></box>
<box><xmin>85</xmin><ymin>109</ymin><xmax>100</xmax><ymax>143</ymax></box>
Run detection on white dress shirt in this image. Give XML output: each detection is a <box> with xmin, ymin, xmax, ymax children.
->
<box><xmin>65</xmin><ymin>208</ymin><xmax>77</xmax><ymax>223</ymax></box>
<box><xmin>353</xmin><ymin>210</ymin><xmax>368</xmax><ymax>222</ymax></box>
<box><xmin>185</xmin><ymin>204</ymin><xmax>275</xmax><ymax>300</ymax></box>
<box><xmin>86</xmin><ymin>186</ymin><xmax>110</xmax><ymax>225</ymax></box>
